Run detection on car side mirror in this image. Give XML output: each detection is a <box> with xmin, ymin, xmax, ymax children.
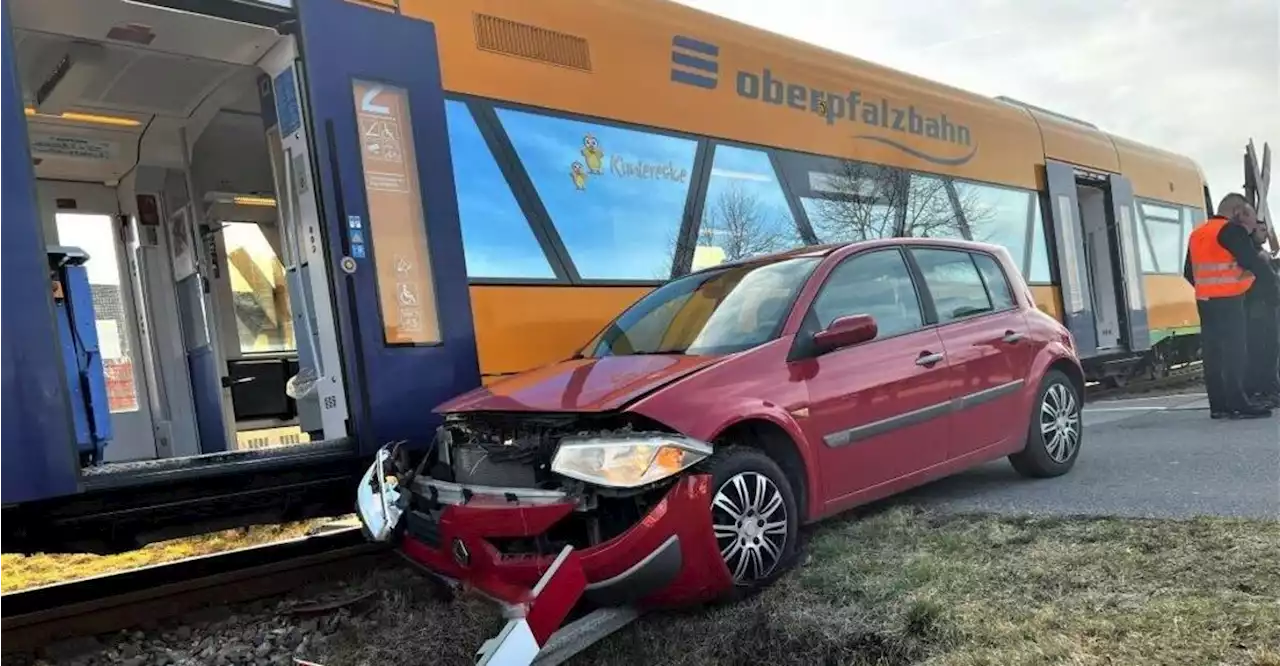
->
<box><xmin>812</xmin><ymin>314</ymin><xmax>878</xmax><ymax>354</ymax></box>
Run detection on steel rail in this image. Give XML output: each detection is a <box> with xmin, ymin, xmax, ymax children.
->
<box><xmin>1</xmin><ymin>527</ymin><xmax>388</xmax><ymax>653</ymax></box>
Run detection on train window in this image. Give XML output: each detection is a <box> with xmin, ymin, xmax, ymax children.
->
<box><xmin>953</xmin><ymin>182</ymin><xmax>1034</xmax><ymax>277</ymax></box>
<box><xmin>497</xmin><ymin>108</ymin><xmax>698</xmax><ymax>281</ymax></box>
<box><xmin>774</xmin><ymin>151</ymin><xmax>902</xmax><ymax>242</ymax></box>
<box><xmin>444</xmin><ymin>101</ymin><xmax>555</xmax><ymax>280</ymax></box>
<box><xmin>903</xmin><ymin>174</ymin><xmax>965</xmax><ymax>239</ymax></box>
<box><xmin>696</xmin><ymin>144</ymin><xmax>805</xmax><ymax>269</ymax></box>
<box><xmin>1027</xmin><ymin>199</ymin><xmax>1052</xmax><ymax>283</ymax></box>
<box><xmin>1183</xmin><ymin>206</ymin><xmax>1207</xmax><ymax>234</ymax></box>
<box><xmin>911</xmin><ymin>247</ymin><xmax>994</xmax><ymax>323</ymax></box>
<box><xmin>222</xmin><ymin>222</ymin><xmax>296</xmax><ymax>353</ymax></box>
<box><xmin>1138</xmin><ymin>201</ymin><xmax>1184</xmax><ymax>274</ymax></box>
<box><xmin>1145</xmin><ymin>219</ymin><xmax>1183</xmax><ymax>272</ymax></box>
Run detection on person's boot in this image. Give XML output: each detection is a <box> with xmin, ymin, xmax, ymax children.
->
<box><xmin>1230</xmin><ymin>404</ymin><xmax>1273</xmax><ymax>419</ymax></box>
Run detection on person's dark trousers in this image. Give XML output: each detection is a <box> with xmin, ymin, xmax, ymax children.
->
<box><xmin>1244</xmin><ymin>294</ymin><xmax>1280</xmax><ymax>397</ymax></box>
<box><xmin>1197</xmin><ymin>296</ymin><xmax>1254</xmax><ymax>414</ymax></box>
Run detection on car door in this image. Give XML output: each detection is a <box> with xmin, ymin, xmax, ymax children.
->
<box><xmin>794</xmin><ymin>248</ymin><xmax>954</xmax><ymax>508</ymax></box>
<box><xmin>908</xmin><ymin>247</ymin><xmax>1029</xmax><ymax>459</ymax></box>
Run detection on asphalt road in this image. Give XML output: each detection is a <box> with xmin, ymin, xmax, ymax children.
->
<box><xmin>901</xmin><ymin>392</ymin><xmax>1280</xmax><ymax>520</ymax></box>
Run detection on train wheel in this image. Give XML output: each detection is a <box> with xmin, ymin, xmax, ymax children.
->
<box><xmin>1146</xmin><ymin>347</ymin><xmax>1170</xmax><ymax>380</ymax></box>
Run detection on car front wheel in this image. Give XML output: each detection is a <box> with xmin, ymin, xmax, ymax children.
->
<box><xmin>1009</xmin><ymin>369</ymin><xmax>1082</xmax><ymax>478</ymax></box>
<box><xmin>705</xmin><ymin>446</ymin><xmax>799</xmax><ymax>598</ymax></box>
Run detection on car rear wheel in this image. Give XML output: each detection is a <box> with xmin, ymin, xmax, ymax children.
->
<box><xmin>1009</xmin><ymin>369</ymin><xmax>1082</xmax><ymax>478</ymax></box>
<box><xmin>706</xmin><ymin>447</ymin><xmax>799</xmax><ymax>598</ymax></box>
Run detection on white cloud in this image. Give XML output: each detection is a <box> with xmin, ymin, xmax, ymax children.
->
<box><xmin>674</xmin><ymin>0</ymin><xmax>1280</xmax><ymax>220</ymax></box>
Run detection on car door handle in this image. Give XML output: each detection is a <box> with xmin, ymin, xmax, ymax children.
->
<box><xmin>915</xmin><ymin>351</ymin><xmax>945</xmax><ymax>367</ymax></box>
<box><xmin>1002</xmin><ymin>330</ymin><xmax>1024</xmax><ymax>344</ymax></box>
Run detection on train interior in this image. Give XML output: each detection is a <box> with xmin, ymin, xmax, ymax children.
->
<box><xmin>10</xmin><ymin>0</ymin><xmax>353</xmax><ymax>487</ymax></box>
<box><xmin>1075</xmin><ymin>181</ymin><xmax>1125</xmax><ymax>353</ymax></box>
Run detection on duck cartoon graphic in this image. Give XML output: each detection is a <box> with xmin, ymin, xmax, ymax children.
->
<box><xmin>581</xmin><ymin>134</ymin><xmax>604</xmax><ymax>174</ymax></box>
<box><xmin>570</xmin><ymin>161</ymin><xmax>588</xmax><ymax>190</ymax></box>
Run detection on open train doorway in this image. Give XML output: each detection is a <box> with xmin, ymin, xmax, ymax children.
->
<box><xmin>9</xmin><ymin>0</ymin><xmax>350</xmax><ymax>479</ymax></box>
<box><xmin>1044</xmin><ymin>159</ymin><xmax>1151</xmax><ymax>382</ymax></box>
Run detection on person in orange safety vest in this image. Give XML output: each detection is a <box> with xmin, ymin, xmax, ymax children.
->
<box><xmin>1183</xmin><ymin>193</ymin><xmax>1278</xmax><ymax>419</ymax></box>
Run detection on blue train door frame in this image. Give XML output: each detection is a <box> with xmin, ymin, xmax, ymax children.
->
<box><xmin>1106</xmin><ymin>173</ymin><xmax>1151</xmax><ymax>353</ymax></box>
<box><xmin>1</xmin><ymin>0</ymin><xmax>79</xmax><ymax>503</ymax></box>
<box><xmin>296</xmin><ymin>0</ymin><xmax>480</xmax><ymax>453</ymax></box>
<box><xmin>1044</xmin><ymin>160</ymin><xmax>1100</xmax><ymax>359</ymax></box>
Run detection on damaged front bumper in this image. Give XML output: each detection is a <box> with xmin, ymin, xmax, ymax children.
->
<box><xmin>355</xmin><ymin>443</ymin><xmax>733</xmax><ymax>609</ymax></box>
<box><xmin>356</xmin><ymin>439</ymin><xmax>733</xmax><ymax>664</ymax></box>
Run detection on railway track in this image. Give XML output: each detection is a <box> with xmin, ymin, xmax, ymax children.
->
<box><xmin>0</xmin><ymin>527</ymin><xmax>390</xmax><ymax>654</ymax></box>
<box><xmin>1084</xmin><ymin>361</ymin><xmax>1205</xmax><ymax>402</ymax></box>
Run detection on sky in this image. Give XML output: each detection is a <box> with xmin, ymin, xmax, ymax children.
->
<box><xmin>674</xmin><ymin>0</ymin><xmax>1279</xmax><ymax>220</ymax></box>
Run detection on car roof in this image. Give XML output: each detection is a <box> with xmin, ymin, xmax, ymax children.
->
<box><xmin>687</xmin><ymin>237</ymin><xmax>1011</xmax><ymax>275</ymax></box>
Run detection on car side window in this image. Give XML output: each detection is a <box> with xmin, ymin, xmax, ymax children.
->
<box><xmin>911</xmin><ymin>248</ymin><xmax>994</xmax><ymax>322</ymax></box>
<box><xmin>971</xmin><ymin>252</ymin><xmax>1016</xmax><ymax>311</ymax></box>
<box><xmin>810</xmin><ymin>250</ymin><xmax>924</xmax><ymax>339</ymax></box>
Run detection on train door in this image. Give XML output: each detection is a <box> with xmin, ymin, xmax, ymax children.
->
<box><xmin>1044</xmin><ymin>160</ymin><xmax>1149</xmax><ymax>361</ymax></box>
<box><xmin>46</xmin><ymin>196</ymin><xmax>158</xmax><ymax>462</ymax></box>
<box><xmin>293</xmin><ymin>0</ymin><xmax>480</xmax><ymax>452</ymax></box>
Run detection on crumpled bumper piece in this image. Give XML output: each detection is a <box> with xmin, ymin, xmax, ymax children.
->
<box><xmin>400</xmin><ymin>474</ymin><xmax>733</xmax><ymax>610</ymax></box>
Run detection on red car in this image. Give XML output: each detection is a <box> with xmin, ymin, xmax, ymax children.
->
<box><xmin>357</xmin><ymin>238</ymin><xmax>1082</xmax><ymax>657</ymax></box>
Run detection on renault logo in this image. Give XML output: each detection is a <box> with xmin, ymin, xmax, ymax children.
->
<box><xmin>452</xmin><ymin>538</ymin><xmax>471</xmax><ymax>567</ymax></box>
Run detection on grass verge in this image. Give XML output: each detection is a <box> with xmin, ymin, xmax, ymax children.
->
<box><xmin>0</xmin><ymin>519</ymin><xmax>336</xmax><ymax>593</ymax></box>
<box><xmin>315</xmin><ymin>507</ymin><xmax>1280</xmax><ymax>666</ymax></box>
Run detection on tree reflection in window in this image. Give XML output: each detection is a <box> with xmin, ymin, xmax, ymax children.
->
<box><xmin>223</xmin><ymin>222</ymin><xmax>295</xmax><ymax>353</ymax></box>
<box><xmin>695</xmin><ymin>145</ymin><xmax>804</xmax><ymax>268</ymax></box>
<box><xmin>803</xmin><ymin>160</ymin><xmax>902</xmax><ymax>242</ymax></box>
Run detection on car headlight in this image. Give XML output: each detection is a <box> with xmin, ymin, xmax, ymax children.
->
<box><xmin>356</xmin><ymin>446</ymin><xmax>403</xmax><ymax>542</ymax></box>
<box><xmin>550</xmin><ymin>434</ymin><xmax>712</xmax><ymax>489</ymax></box>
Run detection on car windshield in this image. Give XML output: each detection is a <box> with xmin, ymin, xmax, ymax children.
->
<box><xmin>582</xmin><ymin>257</ymin><xmax>820</xmax><ymax>358</ymax></box>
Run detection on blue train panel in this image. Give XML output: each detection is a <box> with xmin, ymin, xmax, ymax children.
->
<box><xmin>1</xmin><ymin>0</ymin><xmax>80</xmax><ymax>504</ymax></box>
<box><xmin>49</xmin><ymin>247</ymin><xmax>114</xmax><ymax>464</ymax></box>
<box><xmin>298</xmin><ymin>0</ymin><xmax>480</xmax><ymax>454</ymax></box>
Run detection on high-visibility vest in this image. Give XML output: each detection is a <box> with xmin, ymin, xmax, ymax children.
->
<box><xmin>1188</xmin><ymin>217</ymin><xmax>1255</xmax><ymax>299</ymax></box>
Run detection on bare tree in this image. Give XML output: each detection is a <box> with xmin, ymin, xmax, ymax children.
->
<box><xmin>659</xmin><ymin>184</ymin><xmax>804</xmax><ymax>278</ymax></box>
<box><xmin>700</xmin><ymin>183</ymin><xmax>794</xmax><ymax>261</ymax></box>
<box><xmin>808</xmin><ymin>160</ymin><xmax>995</xmax><ymax>242</ymax></box>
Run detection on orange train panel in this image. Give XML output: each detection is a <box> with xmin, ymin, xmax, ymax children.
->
<box><xmin>1030</xmin><ymin>279</ymin><xmax>1200</xmax><ymax>335</ymax></box>
<box><xmin>1026</xmin><ymin>109</ymin><xmax>1121</xmax><ymax>174</ymax></box>
<box><xmin>403</xmin><ymin>0</ymin><xmax>1044</xmax><ymax>189</ymax></box>
<box><xmin>1143</xmin><ymin>275</ymin><xmax>1199</xmax><ymax>331</ymax></box>
<box><xmin>399</xmin><ymin>0</ymin><xmax>1208</xmax><ymax>203</ymax></box>
<box><xmin>1029</xmin><ymin>285</ymin><xmax>1063</xmax><ymax>322</ymax></box>
<box><xmin>1112</xmin><ymin>135</ymin><xmax>1207</xmax><ymax>209</ymax></box>
<box><xmin>469</xmin><ymin>284</ymin><xmax>652</xmax><ymax>377</ymax></box>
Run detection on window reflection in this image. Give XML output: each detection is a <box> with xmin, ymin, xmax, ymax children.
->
<box><xmin>497</xmin><ymin>108</ymin><xmax>697</xmax><ymax>280</ymax></box>
<box><xmin>445</xmin><ymin>101</ymin><xmax>554</xmax><ymax>279</ymax></box>
<box><xmin>952</xmin><ymin>182</ymin><xmax>1033</xmax><ymax>272</ymax></box>
<box><xmin>801</xmin><ymin>160</ymin><xmax>900</xmax><ymax>242</ymax></box>
<box><xmin>911</xmin><ymin>248</ymin><xmax>994</xmax><ymax>322</ymax></box>
<box><xmin>1137</xmin><ymin>201</ymin><xmax>1184</xmax><ymax>274</ymax></box>
<box><xmin>1028</xmin><ymin>199</ymin><xmax>1052</xmax><ymax>283</ymax></box>
<box><xmin>811</xmin><ymin>249</ymin><xmax>923</xmax><ymax>338</ymax></box>
<box><xmin>902</xmin><ymin>174</ymin><xmax>964</xmax><ymax>239</ymax></box>
<box><xmin>696</xmin><ymin>145</ymin><xmax>804</xmax><ymax>269</ymax></box>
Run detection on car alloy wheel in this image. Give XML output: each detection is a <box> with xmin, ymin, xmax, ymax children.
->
<box><xmin>711</xmin><ymin>471</ymin><xmax>789</xmax><ymax>585</ymax></box>
<box><xmin>1040</xmin><ymin>382</ymin><xmax>1080</xmax><ymax>464</ymax></box>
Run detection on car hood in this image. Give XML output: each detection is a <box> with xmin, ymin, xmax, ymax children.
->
<box><xmin>437</xmin><ymin>354</ymin><xmax>726</xmax><ymax>413</ymax></box>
